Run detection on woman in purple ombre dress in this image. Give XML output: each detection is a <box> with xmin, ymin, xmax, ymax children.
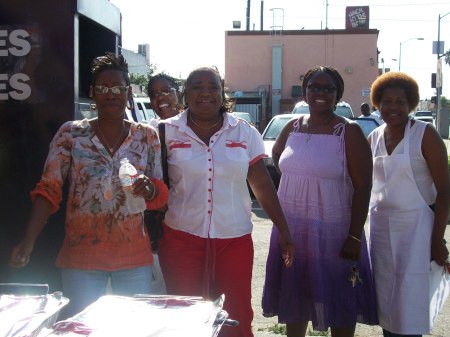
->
<box><xmin>262</xmin><ymin>66</ymin><xmax>378</xmax><ymax>337</ymax></box>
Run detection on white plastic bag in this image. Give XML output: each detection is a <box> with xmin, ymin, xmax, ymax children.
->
<box><xmin>429</xmin><ymin>261</ymin><xmax>450</xmax><ymax>329</ymax></box>
<box><xmin>151</xmin><ymin>253</ymin><xmax>167</xmax><ymax>295</ymax></box>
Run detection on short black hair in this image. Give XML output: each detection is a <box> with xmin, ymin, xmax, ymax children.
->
<box><xmin>302</xmin><ymin>66</ymin><xmax>345</xmax><ymax>102</ymax></box>
<box><xmin>91</xmin><ymin>52</ymin><xmax>130</xmax><ymax>86</ymax></box>
<box><xmin>183</xmin><ymin>66</ymin><xmax>233</xmax><ymax>113</ymax></box>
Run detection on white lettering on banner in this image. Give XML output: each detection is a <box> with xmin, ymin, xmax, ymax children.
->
<box><xmin>0</xmin><ymin>29</ymin><xmax>31</xmax><ymax>56</ymax></box>
<box><xmin>348</xmin><ymin>8</ymin><xmax>367</xmax><ymax>28</ymax></box>
<box><xmin>0</xmin><ymin>28</ymin><xmax>32</xmax><ymax>100</ymax></box>
<box><xmin>0</xmin><ymin>74</ymin><xmax>7</xmax><ymax>100</ymax></box>
<box><xmin>0</xmin><ymin>73</ymin><xmax>31</xmax><ymax>100</ymax></box>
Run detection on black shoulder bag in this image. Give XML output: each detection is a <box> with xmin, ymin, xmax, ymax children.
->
<box><xmin>144</xmin><ymin>123</ymin><xmax>169</xmax><ymax>252</ymax></box>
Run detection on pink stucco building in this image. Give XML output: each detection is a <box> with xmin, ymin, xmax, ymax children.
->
<box><xmin>224</xmin><ymin>29</ymin><xmax>379</xmax><ymax>126</ymax></box>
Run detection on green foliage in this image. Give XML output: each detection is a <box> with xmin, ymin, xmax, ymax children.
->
<box><xmin>129</xmin><ymin>63</ymin><xmax>157</xmax><ymax>95</ymax></box>
<box><xmin>445</xmin><ymin>50</ymin><xmax>450</xmax><ymax>66</ymax></box>
<box><xmin>308</xmin><ymin>329</ymin><xmax>330</xmax><ymax>336</ymax></box>
<box><xmin>267</xmin><ymin>323</ymin><xmax>286</xmax><ymax>335</ymax></box>
<box><xmin>441</xmin><ymin>96</ymin><xmax>449</xmax><ymax>107</ymax></box>
<box><xmin>265</xmin><ymin>323</ymin><xmax>330</xmax><ymax>336</ymax></box>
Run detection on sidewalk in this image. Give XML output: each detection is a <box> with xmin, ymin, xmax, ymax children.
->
<box><xmin>251</xmin><ymin>204</ymin><xmax>450</xmax><ymax>337</ymax></box>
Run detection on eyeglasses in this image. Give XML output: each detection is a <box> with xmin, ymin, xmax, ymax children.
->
<box><xmin>306</xmin><ymin>85</ymin><xmax>337</xmax><ymax>94</ymax></box>
<box><xmin>149</xmin><ymin>88</ymin><xmax>176</xmax><ymax>98</ymax></box>
<box><xmin>93</xmin><ymin>86</ymin><xmax>129</xmax><ymax>95</ymax></box>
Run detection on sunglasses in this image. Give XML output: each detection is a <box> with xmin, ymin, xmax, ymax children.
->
<box><xmin>306</xmin><ymin>85</ymin><xmax>337</xmax><ymax>94</ymax></box>
<box><xmin>93</xmin><ymin>86</ymin><xmax>129</xmax><ymax>95</ymax></box>
<box><xmin>149</xmin><ymin>88</ymin><xmax>176</xmax><ymax>98</ymax></box>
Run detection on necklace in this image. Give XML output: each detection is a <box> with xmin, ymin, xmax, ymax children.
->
<box><xmin>189</xmin><ymin>113</ymin><xmax>222</xmax><ymax>130</ymax></box>
<box><xmin>96</xmin><ymin>120</ymin><xmax>126</xmax><ymax>154</ymax></box>
<box><xmin>305</xmin><ymin>113</ymin><xmax>335</xmax><ymax>143</ymax></box>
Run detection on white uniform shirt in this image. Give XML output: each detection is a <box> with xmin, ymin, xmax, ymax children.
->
<box><xmin>162</xmin><ymin>110</ymin><xmax>266</xmax><ymax>239</ymax></box>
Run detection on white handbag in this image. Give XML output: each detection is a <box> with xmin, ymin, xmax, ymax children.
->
<box><xmin>429</xmin><ymin>261</ymin><xmax>450</xmax><ymax>329</ymax></box>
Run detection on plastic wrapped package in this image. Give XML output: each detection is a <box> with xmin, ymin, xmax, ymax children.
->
<box><xmin>45</xmin><ymin>295</ymin><xmax>230</xmax><ymax>337</ymax></box>
<box><xmin>0</xmin><ymin>292</ymin><xmax>69</xmax><ymax>337</ymax></box>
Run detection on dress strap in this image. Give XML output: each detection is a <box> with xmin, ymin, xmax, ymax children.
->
<box><xmin>333</xmin><ymin>122</ymin><xmax>346</xmax><ymax>153</ymax></box>
<box><xmin>333</xmin><ymin>122</ymin><xmax>349</xmax><ymax>192</ymax></box>
<box><xmin>292</xmin><ymin>115</ymin><xmax>303</xmax><ymax>133</ymax></box>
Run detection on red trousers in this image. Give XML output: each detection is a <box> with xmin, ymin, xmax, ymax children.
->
<box><xmin>158</xmin><ymin>225</ymin><xmax>254</xmax><ymax>337</ymax></box>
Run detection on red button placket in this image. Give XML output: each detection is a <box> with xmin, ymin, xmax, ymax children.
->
<box><xmin>207</xmin><ymin>148</ymin><xmax>213</xmax><ymax>219</ymax></box>
<box><xmin>206</xmin><ymin>134</ymin><xmax>219</xmax><ymax>233</ymax></box>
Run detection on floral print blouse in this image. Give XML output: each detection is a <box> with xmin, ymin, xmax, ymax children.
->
<box><xmin>31</xmin><ymin>119</ymin><xmax>162</xmax><ymax>270</ymax></box>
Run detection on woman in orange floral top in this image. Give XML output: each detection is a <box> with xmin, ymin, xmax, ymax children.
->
<box><xmin>10</xmin><ymin>53</ymin><xmax>168</xmax><ymax>317</ymax></box>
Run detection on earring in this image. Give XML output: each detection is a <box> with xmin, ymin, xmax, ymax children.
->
<box><xmin>126</xmin><ymin>97</ymin><xmax>134</xmax><ymax>110</ymax></box>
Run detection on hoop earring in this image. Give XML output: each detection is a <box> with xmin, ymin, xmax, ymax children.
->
<box><xmin>126</xmin><ymin>97</ymin><xmax>134</xmax><ymax>110</ymax></box>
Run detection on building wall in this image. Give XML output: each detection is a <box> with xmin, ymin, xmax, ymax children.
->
<box><xmin>121</xmin><ymin>44</ymin><xmax>150</xmax><ymax>77</ymax></box>
<box><xmin>225</xmin><ymin>30</ymin><xmax>379</xmax><ymax>116</ymax></box>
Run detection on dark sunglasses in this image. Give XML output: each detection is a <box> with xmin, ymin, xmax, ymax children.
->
<box><xmin>306</xmin><ymin>85</ymin><xmax>337</xmax><ymax>94</ymax></box>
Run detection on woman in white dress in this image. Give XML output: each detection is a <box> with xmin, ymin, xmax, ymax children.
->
<box><xmin>368</xmin><ymin>72</ymin><xmax>450</xmax><ymax>337</ymax></box>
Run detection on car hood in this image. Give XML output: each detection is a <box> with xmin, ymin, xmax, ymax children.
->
<box><xmin>264</xmin><ymin>139</ymin><xmax>275</xmax><ymax>158</ymax></box>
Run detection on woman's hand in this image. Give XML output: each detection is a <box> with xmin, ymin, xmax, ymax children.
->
<box><xmin>340</xmin><ymin>236</ymin><xmax>361</xmax><ymax>262</ymax></box>
<box><xmin>10</xmin><ymin>239</ymin><xmax>35</xmax><ymax>268</ymax></box>
<box><xmin>133</xmin><ymin>174</ymin><xmax>158</xmax><ymax>200</ymax></box>
<box><xmin>278</xmin><ymin>229</ymin><xmax>295</xmax><ymax>267</ymax></box>
<box><xmin>431</xmin><ymin>238</ymin><xmax>449</xmax><ymax>267</ymax></box>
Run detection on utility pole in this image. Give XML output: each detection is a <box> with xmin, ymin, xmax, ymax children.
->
<box><xmin>436</xmin><ymin>12</ymin><xmax>450</xmax><ymax>138</ymax></box>
<box><xmin>246</xmin><ymin>0</ymin><xmax>251</xmax><ymax>31</ymax></box>
<box><xmin>260</xmin><ymin>0</ymin><xmax>264</xmax><ymax>31</ymax></box>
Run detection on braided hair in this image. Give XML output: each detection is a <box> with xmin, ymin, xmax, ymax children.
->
<box><xmin>147</xmin><ymin>73</ymin><xmax>180</xmax><ymax>95</ymax></box>
<box><xmin>302</xmin><ymin>66</ymin><xmax>345</xmax><ymax>102</ymax></box>
<box><xmin>91</xmin><ymin>52</ymin><xmax>130</xmax><ymax>86</ymax></box>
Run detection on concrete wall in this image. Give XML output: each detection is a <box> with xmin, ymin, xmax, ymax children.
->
<box><xmin>225</xmin><ymin>29</ymin><xmax>379</xmax><ymax>116</ymax></box>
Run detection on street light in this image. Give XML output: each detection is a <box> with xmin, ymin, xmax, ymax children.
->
<box><xmin>380</xmin><ymin>58</ymin><xmax>397</xmax><ymax>73</ymax></box>
<box><xmin>398</xmin><ymin>37</ymin><xmax>424</xmax><ymax>71</ymax></box>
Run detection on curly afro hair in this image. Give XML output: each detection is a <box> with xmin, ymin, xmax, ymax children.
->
<box><xmin>370</xmin><ymin>72</ymin><xmax>419</xmax><ymax>111</ymax></box>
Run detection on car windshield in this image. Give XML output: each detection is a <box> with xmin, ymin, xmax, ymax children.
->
<box><xmin>353</xmin><ymin>118</ymin><xmax>379</xmax><ymax>137</ymax></box>
<box><xmin>335</xmin><ymin>106</ymin><xmax>353</xmax><ymax>118</ymax></box>
<box><xmin>414</xmin><ymin>111</ymin><xmax>433</xmax><ymax>117</ymax></box>
<box><xmin>292</xmin><ymin>102</ymin><xmax>353</xmax><ymax>118</ymax></box>
<box><xmin>263</xmin><ymin>117</ymin><xmax>293</xmax><ymax>140</ymax></box>
<box><xmin>292</xmin><ymin>105</ymin><xmax>309</xmax><ymax>114</ymax></box>
<box><xmin>234</xmin><ymin>112</ymin><xmax>254</xmax><ymax>124</ymax></box>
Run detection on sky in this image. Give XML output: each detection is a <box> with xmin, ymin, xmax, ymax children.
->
<box><xmin>109</xmin><ymin>0</ymin><xmax>450</xmax><ymax>100</ymax></box>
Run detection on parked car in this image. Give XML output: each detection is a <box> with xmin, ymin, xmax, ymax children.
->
<box><xmin>231</xmin><ymin>112</ymin><xmax>255</xmax><ymax>125</ymax></box>
<box><xmin>260</xmin><ymin>114</ymin><xmax>379</xmax><ymax>188</ymax></box>
<box><xmin>352</xmin><ymin>117</ymin><xmax>380</xmax><ymax>137</ymax></box>
<box><xmin>125</xmin><ymin>96</ymin><xmax>158</xmax><ymax>123</ymax></box>
<box><xmin>261</xmin><ymin>114</ymin><xmax>296</xmax><ymax>187</ymax></box>
<box><xmin>292</xmin><ymin>100</ymin><xmax>354</xmax><ymax>119</ymax></box>
<box><xmin>412</xmin><ymin>110</ymin><xmax>435</xmax><ymax>127</ymax></box>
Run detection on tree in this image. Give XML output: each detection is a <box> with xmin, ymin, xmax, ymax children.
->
<box><xmin>445</xmin><ymin>50</ymin><xmax>450</xmax><ymax>66</ymax></box>
<box><xmin>129</xmin><ymin>63</ymin><xmax>157</xmax><ymax>95</ymax></box>
<box><xmin>441</xmin><ymin>95</ymin><xmax>449</xmax><ymax>107</ymax></box>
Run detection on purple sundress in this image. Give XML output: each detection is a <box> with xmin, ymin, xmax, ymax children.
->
<box><xmin>262</xmin><ymin>118</ymin><xmax>378</xmax><ymax>331</ymax></box>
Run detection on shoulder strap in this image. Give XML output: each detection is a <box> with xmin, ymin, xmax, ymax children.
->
<box><xmin>158</xmin><ymin>123</ymin><xmax>170</xmax><ymax>188</ymax></box>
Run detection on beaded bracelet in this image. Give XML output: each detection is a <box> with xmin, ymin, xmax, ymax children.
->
<box><xmin>144</xmin><ymin>181</ymin><xmax>157</xmax><ymax>201</ymax></box>
<box><xmin>348</xmin><ymin>234</ymin><xmax>361</xmax><ymax>243</ymax></box>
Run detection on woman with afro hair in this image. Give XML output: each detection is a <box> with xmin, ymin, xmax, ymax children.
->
<box><xmin>369</xmin><ymin>71</ymin><xmax>450</xmax><ymax>337</ymax></box>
